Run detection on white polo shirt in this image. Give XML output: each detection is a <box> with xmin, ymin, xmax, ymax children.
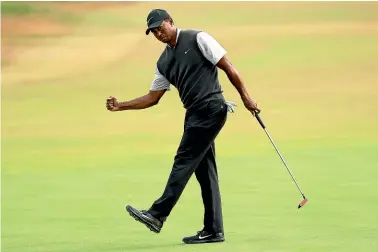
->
<box><xmin>150</xmin><ymin>28</ymin><xmax>227</xmax><ymax>91</ymax></box>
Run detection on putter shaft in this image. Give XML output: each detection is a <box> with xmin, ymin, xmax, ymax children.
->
<box><xmin>262</xmin><ymin>127</ymin><xmax>306</xmax><ymax>198</ymax></box>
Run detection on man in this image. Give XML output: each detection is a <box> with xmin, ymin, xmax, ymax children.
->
<box><xmin>106</xmin><ymin>9</ymin><xmax>260</xmax><ymax>244</ymax></box>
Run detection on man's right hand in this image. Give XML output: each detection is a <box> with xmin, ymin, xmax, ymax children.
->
<box><xmin>106</xmin><ymin>96</ymin><xmax>120</xmax><ymax>112</ymax></box>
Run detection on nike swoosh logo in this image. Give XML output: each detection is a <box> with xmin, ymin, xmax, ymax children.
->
<box><xmin>198</xmin><ymin>234</ymin><xmax>212</xmax><ymax>239</ymax></box>
<box><xmin>147</xmin><ymin>17</ymin><xmax>153</xmax><ymax>23</ymax></box>
<box><xmin>185</xmin><ymin>48</ymin><xmax>192</xmax><ymax>54</ymax></box>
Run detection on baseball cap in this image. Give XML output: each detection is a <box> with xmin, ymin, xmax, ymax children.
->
<box><xmin>145</xmin><ymin>9</ymin><xmax>171</xmax><ymax>35</ymax></box>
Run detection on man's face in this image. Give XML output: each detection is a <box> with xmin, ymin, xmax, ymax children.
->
<box><xmin>151</xmin><ymin>20</ymin><xmax>174</xmax><ymax>43</ymax></box>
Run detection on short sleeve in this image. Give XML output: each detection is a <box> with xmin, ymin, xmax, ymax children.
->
<box><xmin>150</xmin><ymin>67</ymin><xmax>171</xmax><ymax>91</ymax></box>
<box><xmin>196</xmin><ymin>32</ymin><xmax>227</xmax><ymax>65</ymax></box>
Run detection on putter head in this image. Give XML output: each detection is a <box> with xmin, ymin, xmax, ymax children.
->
<box><xmin>298</xmin><ymin>198</ymin><xmax>308</xmax><ymax>209</ymax></box>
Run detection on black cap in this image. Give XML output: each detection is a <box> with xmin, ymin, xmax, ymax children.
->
<box><xmin>145</xmin><ymin>9</ymin><xmax>171</xmax><ymax>35</ymax></box>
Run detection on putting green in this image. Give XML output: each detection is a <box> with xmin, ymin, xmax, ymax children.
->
<box><xmin>2</xmin><ymin>2</ymin><xmax>378</xmax><ymax>252</ymax></box>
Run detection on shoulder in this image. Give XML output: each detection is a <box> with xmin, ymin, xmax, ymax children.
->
<box><xmin>196</xmin><ymin>31</ymin><xmax>225</xmax><ymax>50</ymax></box>
<box><xmin>195</xmin><ymin>30</ymin><xmax>227</xmax><ymax>65</ymax></box>
<box><xmin>196</xmin><ymin>31</ymin><xmax>218</xmax><ymax>43</ymax></box>
<box><xmin>180</xmin><ymin>29</ymin><xmax>202</xmax><ymax>38</ymax></box>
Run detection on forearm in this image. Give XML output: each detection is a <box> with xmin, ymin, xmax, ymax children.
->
<box><xmin>117</xmin><ymin>94</ymin><xmax>157</xmax><ymax>111</ymax></box>
<box><xmin>225</xmin><ymin>66</ymin><xmax>251</xmax><ymax>100</ymax></box>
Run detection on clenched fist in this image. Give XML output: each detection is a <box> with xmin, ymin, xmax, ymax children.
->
<box><xmin>106</xmin><ymin>96</ymin><xmax>120</xmax><ymax>111</ymax></box>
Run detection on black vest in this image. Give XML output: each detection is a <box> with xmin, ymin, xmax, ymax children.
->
<box><xmin>157</xmin><ymin>29</ymin><xmax>224</xmax><ymax>110</ymax></box>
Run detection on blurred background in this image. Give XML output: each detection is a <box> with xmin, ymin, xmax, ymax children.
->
<box><xmin>2</xmin><ymin>1</ymin><xmax>378</xmax><ymax>252</ymax></box>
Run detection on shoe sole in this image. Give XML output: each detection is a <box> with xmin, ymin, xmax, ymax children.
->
<box><xmin>126</xmin><ymin>205</ymin><xmax>161</xmax><ymax>234</ymax></box>
<box><xmin>183</xmin><ymin>238</ymin><xmax>225</xmax><ymax>244</ymax></box>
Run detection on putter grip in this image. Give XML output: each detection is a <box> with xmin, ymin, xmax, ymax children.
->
<box><xmin>256</xmin><ymin>113</ymin><xmax>266</xmax><ymax>129</ymax></box>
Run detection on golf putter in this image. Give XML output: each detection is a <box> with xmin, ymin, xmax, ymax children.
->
<box><xmin>255</xmin><ymin>111</ymin><xmax>308</xmax><ymax>209</ymax></box>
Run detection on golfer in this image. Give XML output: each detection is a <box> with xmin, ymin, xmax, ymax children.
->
<box><xmin>106</xmin><ymin>9</ymin><xmax>260</xmax><ymax>244</ymax></box>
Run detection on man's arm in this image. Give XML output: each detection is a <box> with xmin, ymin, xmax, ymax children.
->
<box><xmin>106</xmin><ymin>90</ymin><xmax>166</xmax><ymax>111</ymax></box>
<box><xmin>106</xmin><ymin>67</ymin><xmax>171</xmax><ymax>112</ymax></box>
<box><xmin>196</xmin><ymin>32</ymin><xmax>260</xmax><ymax>115</ymax></box>
<box><xmin>216</xmin><ymin>56</ymin><xmax>260</xmax><ymax>115</ymax></box>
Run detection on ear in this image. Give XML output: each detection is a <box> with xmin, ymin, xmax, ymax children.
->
<box><xmin>169</xmin><ymin>18</ymin><xmax>174</xmax><ymax>26</ymax></box>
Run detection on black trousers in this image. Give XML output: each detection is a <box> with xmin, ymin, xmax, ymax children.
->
<box><xmin>148</xmin><ymin>98</ymin><xmax>228</xmax><ymax>233</ymax></box>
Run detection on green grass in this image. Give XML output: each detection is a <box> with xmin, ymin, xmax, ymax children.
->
<box><xmin>1</xmin><ymin>2</ymin><xmax>47</xmax><ymax>16</ymax></box>
<box><xmin>2</xmin><ymin>2</ymin><xmax>378</xmax><ymax>252</ymax></box>
<box><xmin>1</xmin><ymin>2</ymin><xmax>81</xmax><ymax>23</ymax></box>
<box><xmin>2</xmin><ymin>140</ymin><xmax>378</xmax><ymax>251</ymax></box>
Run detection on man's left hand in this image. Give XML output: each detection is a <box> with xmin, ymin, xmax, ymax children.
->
<box><xmin>243</xmin><ymin>98</ymin><xmax>260</xmax><ymax>116</ymax></box>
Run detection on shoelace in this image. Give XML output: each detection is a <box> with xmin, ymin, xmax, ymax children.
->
<box><xmin>197</xmin><ymin>230</ymin><xmax>209</xmax><ymax>236</ymax></box>
<box><xmin>225</xmin><ymin>101</ymin><xmax>237</xmax><ymax>113</ymax></box>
